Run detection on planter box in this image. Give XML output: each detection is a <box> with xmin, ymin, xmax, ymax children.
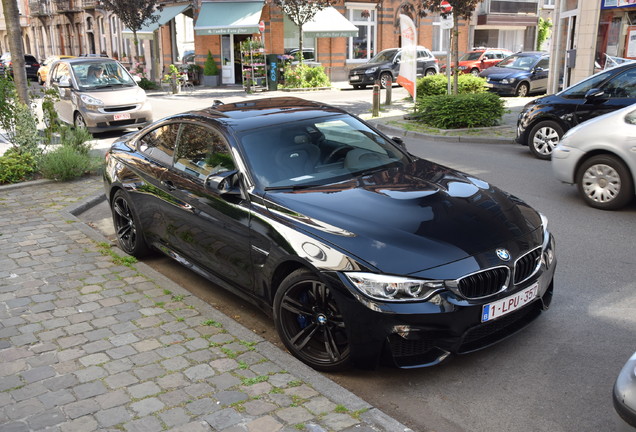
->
<box><xmin>202</xmin><ymin>75</ymin><xmax>219</xmax><ymax>87</ymax></box>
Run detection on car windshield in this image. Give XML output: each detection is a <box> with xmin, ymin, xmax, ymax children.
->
<box><xmin>460</xmin><ymin>52</ymin><xmax>483</xmax><ymax>61</ymax></box>
<box><xmin>369</xmin><ymin>50</ymin><xmax>397</xmax><ymax>63</ymax></box>
<box><xmin>238</xmin><ymin>114</ymin><xmax>410</xmax><ymax>190</ymax></box>
<box><xmin>72</xmin><ymin>60</ymin><xmax>136</xmax><ymax>89</ymax></box>
<box><xmin>495</xmin><ymin>54</ymin><xmax>537</xmax><ymax>71</ymax></box>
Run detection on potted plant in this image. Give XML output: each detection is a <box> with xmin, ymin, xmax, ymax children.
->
<box><xmin>202</xmin><ymin>50</ymin><xmax>219</xmax><ymax>86</ymax></box>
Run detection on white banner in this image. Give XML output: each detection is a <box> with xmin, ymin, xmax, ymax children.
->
<box><xmin>396</xmin><ymin>14</ymin><xmax>417</xmax><ymax>99</ymax></box>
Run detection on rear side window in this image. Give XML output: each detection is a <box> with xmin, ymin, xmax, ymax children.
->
<box><xmin>138</xmin><ymin>123</ymin><xmax>180</xmax><ymax>166</ymax></box>
<box><xmin>174</xmin><ymin>124</ymin><xmax>235</xmax><ymax>179</ymax></box>
<box><xmin>25</xmin><ymin>56</ymin><xmax>38</xmax><ymax>63</ymax></box>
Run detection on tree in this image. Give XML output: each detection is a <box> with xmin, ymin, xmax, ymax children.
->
<box><xmin>100</xmin><ymin>0</ymin><xmax>162</xmax><ymax>65</ymax></box>
<box><xmin>1</xmin><ymin>0</ymin><xmax>28</xmax><ymax>104</ymax></box>
<box><xmin>271</xmin><ymin>0</ymin><xmax>332</xmax><ymax>64</ymax></box>
<box><xmin>418</xmin><ymin>0</ymin><xmax>484</xmax><ymax>94</ymax></box>
<box><xmin>536</xmin><ymin>17</ymin><xmax>553</xmax><ymax>51</ymax></box>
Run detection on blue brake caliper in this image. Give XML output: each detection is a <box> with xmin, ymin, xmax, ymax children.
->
<box><xmin>296</xmin><ymin>292</ymin><xmax>310</xmax><ymax>328</ymax></box>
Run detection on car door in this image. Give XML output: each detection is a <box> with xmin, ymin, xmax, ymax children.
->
<box><xmin>575</xmin><ymin>67</ymin><xmax>636</xmax><ymax>125</ymax></box>
<box><xmin>50</xmin><ymin>63</ymin><xmax>74</xmax><ymax>125</ymax></box>
<box><xmin>530</xmin><ymin>57</ymin><xmax>550</xmax><ymax>92</ymax></box>
<box><xmin>161</xmin><ymin>121</ymin><xmax>254</xmax><ymax>291</ymax></box>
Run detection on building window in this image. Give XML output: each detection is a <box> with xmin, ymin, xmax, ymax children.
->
<box><xmin>346</xmin><ymin>3</ymin><xmax>376</xmax><ymax>62</ymax></box>
<box><xmin>432</xmin><ymin>19</ymin><xmax>450</xmax><ymax>55</ymax></box>
<box><xmin>543</xmin><ymin>0</ymin><xmax>555</xmax><ymax>8</ymax></box>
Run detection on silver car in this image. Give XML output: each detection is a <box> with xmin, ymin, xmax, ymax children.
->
<box><xmin>552</xmin><ymin>103</ymin><xmax>636</xmax><ymax>210</ymax></box>
<box><xmin>47</xmin><ymin>57</ymin><xmax>152</xmax><ymax>133</ymax></box>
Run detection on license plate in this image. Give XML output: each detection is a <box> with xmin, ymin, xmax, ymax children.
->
<box><xmin>114</xmin><ymin>113</ymin><xmax>131</xmax><ymax>121</ymax></box>
<box><xmin>350</xmin><ymin>75</ymin><xmax>360</xmax><ymax>81</ymax></box>
<box><xmin>481</xmin><ymin>282</ymin><xmax>538</xmax><ymax>322</ymax></box>
<box><xmin>25</xmin><ymin>65</ymin><xmax>31</xmax><ymax>68</ymax></box>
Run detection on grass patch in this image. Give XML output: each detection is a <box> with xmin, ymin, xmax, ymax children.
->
<box><xmin>96</xmin><ymin>242</ymin><xmax>137</xmax><ymax>268</ymax></box>
<box><xmin>241</xmin><ymin>375</ymin><xmax>269</xmax><ymax>386</ymax></box>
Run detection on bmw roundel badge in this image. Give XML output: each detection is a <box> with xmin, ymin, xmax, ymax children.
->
<box><xmin>496</xmin><ymin>248</ymin><xmax>511</xmax><ymax>261</ymax></box>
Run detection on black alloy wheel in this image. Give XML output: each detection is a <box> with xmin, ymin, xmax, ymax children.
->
<box><xmin>274</xmin><ymin>269</ymin><xmax>351</xmax><ymax>371</ymax></box>
<box><xmin>111</xmin><ymin>190</ymin><xmax>150</xmax><ymax>257</ymax></box>
<box><xmin>528</xmin><ymin>120</ymin><xmax>563</xmax><ymax>160</ymax></box>
<box><xmin>576</xmin><ymin>155</ymin><xmax>634</xmax><ymax>210</ymax></box>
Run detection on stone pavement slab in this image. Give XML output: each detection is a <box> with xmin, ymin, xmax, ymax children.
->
<box><xmin>0</xmin><ymin>177</ymin><xmax>412</xmax><ymax>431</ymax></box>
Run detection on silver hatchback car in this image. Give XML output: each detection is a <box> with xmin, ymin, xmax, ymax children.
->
<box><xmin>47</xmin><ymin>57</ymin><xmax>152</xmax><ymax>133</ymax></box>
<box><xmin>552</xmin><ymin>103</ymin><xmax>636</xmax><ymax>210</ymax></box>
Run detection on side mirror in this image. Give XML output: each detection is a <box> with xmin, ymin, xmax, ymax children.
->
<box><xmin>205</xmin><ymin>170</ymin><xmax>239</xmax><ymax>195</ymax></box>
<box><xmin>584</xmin><ymin>88</ymin><xmax>607</xmax><ymax>101</ymax></box>
<box><xmin>392</xmin><ymin>136</ymin><xmax>406</xmax><ymax>148</ymax></box>
<box><xmin>58</xmin><ymin>76</ymin><xmax>71</xmax><ymax>88</ymax></box>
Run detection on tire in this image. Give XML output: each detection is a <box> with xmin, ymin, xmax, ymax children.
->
<box><xmin>111</xmin><ymin>189</ymin><xmax>151</xmax><ymax>257</ymax></box>
<box><xmin>470</xmin><ymin>68</ymin><xmax>480</xmax><ymax>76</ymax></box>
<box><xmin>425</xmin><ymin>68</ymin><xmax>437</xmax><ymax>77</ymax></box>
<box><xmin>528</xmin><ymin>120</ymin><xmax>563</xmax><ymax>160</ymax></box>
<box><xmin>74</xmin><ymin>112</ymin><xmax>87</xmax><ymax>130</ymax></box>
<box><xmin>576</xmin><ymin>155</ymin><xmax>634</xmax><ymax>210</ymax></box>
<box><xmin>515</xmin><ymin>82</ymin><xmax>530</xmax><ymax>97</ymax></box>
<box><xmin>379</xmin><ymin>72</ymin><xmax>393</xmax><ymax>89</ymax></box>
<box><xmin>273</xmin><ymin>269</ymin><xmax>351</xmax><ymax>371</ymax></box>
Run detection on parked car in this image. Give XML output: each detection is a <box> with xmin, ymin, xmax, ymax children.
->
<box><xmin>552</xmin><ymin>103</ymin><xmax>636</xmax><ymax>210</ymax></box>
<box><xmin>479</xmin><ymin>51</ymin><xmax>550</xmax><ymax>97</ymax></box>
<box><xmin>285</xmin><ymin>48</ymin><xmax>315</xmax><ymax>62</ymax></box>
<box><xmin>104</xmin><ymin>96</ymin><xmax>556</xmax><ymax>371</ymax></box>
<box><xmin>37</xmin><ymin>55</ymin><xmax>76</xmax><ymax>85</ymax></box>
<box><xmin>47</xmin><ymin>57</ymin><xmax>152</xmax><ymax>133</ymax></box>
<box><xmin>0</xmin><ymin>53</ymin><xmax>41</xmax><ymax>81</ymax></box>
<box><xmin>441</xmin><ymin>48</ymin><xmax>512</xmax><ymax>75</ymax></box>
<box><xmin>614</xmin><ymin>351</ymin><xmax>636</xmax><ymax>431</ymax></box>
<box><xmin>517</xmin><ymin>61</ymin><xmax>636</xmax><ymax>160</ymax></box>
<box><xmin>348</xmin><ymin>47</ymin><xmax>439</xmax><ymax>89</ymax></box>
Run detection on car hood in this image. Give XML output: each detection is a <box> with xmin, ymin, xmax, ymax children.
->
<box><xmin>480</xmin><ymin>66</ymin><xmax>527</xmax><ymax>79</ymax></box>
<box><xmin>264</xmin><ymin>159</ymin><xmax>542</xmax><ymax>274</ymax></box>
<box><xmin>79</xmin><ymin>85</ymin><xmax>147</xmax><ymax>105</ymax></box>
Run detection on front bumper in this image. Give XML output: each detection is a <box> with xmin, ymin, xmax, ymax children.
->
<box><xmin>349</xmin><ymin>73</ymin><xmax>379</xmax><ymax>86</ymax></box>
<box><xmin>80</xmin><ymin>100</ymin><xmax>153</xmax><ymax>133</ymax></box>
<box><xmin>552</xmin><ymin>145</ymin><xmax>585</xmax><ymax>184</ymax></box>
<box><xmin>326</xmin><ymin>234</ymin><xmax>557</xmax><ymax>369</ymax></box>
<box><xmin>485</xmin><ymin>81</ymin><xmax>516</xmax><ymax>96</ymax></box>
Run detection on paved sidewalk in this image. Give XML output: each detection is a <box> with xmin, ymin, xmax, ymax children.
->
<box><xmin>0</xmin><ymin>178</ymin><xmax>412</xmax><ymax>432</ymax></box>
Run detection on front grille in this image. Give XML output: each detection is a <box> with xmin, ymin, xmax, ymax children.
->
<box><xmin>514</xmin><ymin>247</ymin><xmax>541</xmax><ymax>285</ymax></box>
<box><xmin>104</xmin><ymin>106</ymin><xmax>136</xmax><ymax>113</ymax></box>
<box><xmin>458</xmin><ymin>301</ymin><xmax>541</xmax><ymax>354</ymax></box>
<box><xmin>457</xmin><ymin>267</ymin><xmax>509</xmax><ymax>299</ymax></box>
<box><xmin>109</xmin><ymin>119</ymin><xmax>136</xmax><ymax>126</ymax></box>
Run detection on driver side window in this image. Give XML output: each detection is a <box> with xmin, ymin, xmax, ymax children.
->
<box><xmin>603</xmin><ymin>68</ymin><xmax>636</xmax><ymax>98</ymax></box>
<box><xmin>174</xmin><ymin>124</ymin><xmax>235</xmax><ymax>180</ymax></box>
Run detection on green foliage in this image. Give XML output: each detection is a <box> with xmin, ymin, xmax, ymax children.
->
<box><xmin>59</xmin><ymin>125</ymin><xmax>94</xmax><ymax>155</ymax></box>
<box><xmin>414</xmin><ymin>92</ymin><xmax>505</xmax><ymax>129</ymax></box>
<box><xmin>203</xmin><ymin>50</ymin><xmax>218</xmax><ymax>76</ymax></box>
<box><xmin>41</xmin><ymin>87</ymin><xmax>61</xmax><ymax>144</ymax></box>
<box><xmin>9</xmin><ymin>102</ymin><xmax>41</xmax><ymax>156</ymax></box>
<box><xmin>282</xmin><ymin>64</ymin><xmax>330</xmax><ymax>88</ymax></box>
<box><xmin>0</xmin><ymin>75</ymin><xmax>17</xmax><ymax>133</ymax></box>
<box><xmin>537</xmin><ymin>17</ymin><xmax>553</xmax><ymax>51</ymax></box>
<box><xmin>0</xmin><ymin>148</ymin><xmax>37</xmax><ymax>184</ymax></box>
<box><xmin>138</xmin><ymin>77</ymin><xmax>158</xmax><ymax>90</ymax></box>
<box><xmin>417</xmin><ymin>73</ymin><xmax>487</xmax><ymax>98</ymax></box>
<box><xmin>38</xmin><ymin>145</ymin><xmax>99</xmax><ymax>181</ymax></box>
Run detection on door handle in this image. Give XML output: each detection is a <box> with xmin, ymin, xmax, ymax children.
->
<box><xmin>161</xmin><ymin>180</ymin><xmax>176</xmax><ymax>191</ymax></box>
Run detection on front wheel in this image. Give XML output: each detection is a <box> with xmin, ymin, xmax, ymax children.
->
<box><xmin>379</xmin><ymin>72</ymin><xmax>393</xmax><ymax>89</ymax></box>
<box><xmin>576</xmin><ymin>155</ymin><xmax>634</xmax><ymax>210</ymax></box>
<box><xmin>515</xmin><ymin>82</ymin><xmax>530</xmax><ymax>97</ymax></box>
<box><xmin>111</xmin><ymin>189</ymin><xmax>151</xmax><ymax>257</ymax></box>
<box><xmin>425</xmin><ymin>68</ymin><xmax>437</xmax><ymax>77</ymax></box>
<box><xmin>74</xmin><ymin>112</ymin><xmax>87</xmax><ymax>130</ymax></box>
<box><xmin>274</xmin><ymin>269</ymin><xmax>351</xmax><ymax>371</ymax></box>
<box><xmin>528</xmin><ymin>120</ymin><xmax>563</xmax><ymax>160</ymax></box>
<box><xmin>470</xmin><ymin>68</ymin><xmax>480</xmax><ymax>76</ymax></box>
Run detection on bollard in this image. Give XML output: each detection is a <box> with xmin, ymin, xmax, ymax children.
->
<box><xmin>372</xmin><ymin>84</ymin><xmax>380</xmax><ymax>117</ymax></box>
<box><xmin>385</xmin><ymin>77</ymin><xmax>392</xmax><ymax>105</ymax></box>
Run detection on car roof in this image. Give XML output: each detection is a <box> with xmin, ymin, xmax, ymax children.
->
<box><xmin>164</xmin><ymin>97</ymin><xmax>348</xmax><ymax>133</ymax></box>
<box><xmin>62</xmin><ymin>57</ymin><xmax>119</xmax><ymax>65</ymax></box>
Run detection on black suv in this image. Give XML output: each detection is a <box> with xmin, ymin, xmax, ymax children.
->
<box><xmin>348</xmin><ymin>47</ymin><xmax>438</xmax><ymax>89</ymax></box>
<box><xmin>517</xmin><ymin>61</ymin><xmax>636</xmax><ymax>159</ymax></box>
<box><xmin>0</xmin><ymin>53</ymin><xmax>41</xmax><ymax>81</ymax></box>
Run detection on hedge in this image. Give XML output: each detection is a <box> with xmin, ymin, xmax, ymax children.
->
<box><xmin>414</xmin><ymin>92</ymin><xmax>505</xmax><ymax>129</ymax></box>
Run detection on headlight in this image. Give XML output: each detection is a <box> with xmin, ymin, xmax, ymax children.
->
<box><xmin>80</xmin><ymin>94</ymin><xmax>104</xmax><ymax>110</ymax></box>
<box><xmin>365</xmin><ymin>67</ymin><xmax>378</xmax><ymax>74</ymax></box>
<box><xmin>345</xmin><ymin>272</ymin><xmax>445</xmax><ymax>302</ymax></box>
<box><xmin>539</xmin><ymin>213</ymin><xmax>555</xmax><ymax>267</ymax></box>
<box><xmin>501</xmin><ymin>78</ymin><xmax>516</xmax><ymax>84</ymax></box>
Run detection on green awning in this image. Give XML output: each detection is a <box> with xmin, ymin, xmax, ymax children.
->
<box><xmin>286</xmin><ymin>7</ymin><xmax>358</xmax><ymax>38</ymax></box>
<box><xmin>123</xmin><ymin>4</ymin><xmax>191</xmax><ymax>39</ymax></box>
<box><xmin>194</xmin><ymin>1</ymin><xmax>264</xmax><ymax>36</ymax></box>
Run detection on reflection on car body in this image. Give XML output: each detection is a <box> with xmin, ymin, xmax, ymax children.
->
<box><xmin>104</xmin><ymin>97</ymin><xmax>556</xmax><ymax>371</ymax></box>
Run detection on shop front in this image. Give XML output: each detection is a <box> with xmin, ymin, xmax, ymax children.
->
<box><xmin>596</xmin><ymin>0</ymin><xmax>636</xmax><ymax>69</ymax></box>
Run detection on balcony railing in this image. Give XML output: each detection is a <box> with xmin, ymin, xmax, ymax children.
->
<box><xmin>82</xmin><ymin>0</ymin><xmax>100</xmax><ymax>9</ymax></box>
<box><xmin>54</xmin><ymin>0</ymin><xmax>80</xmax><ymax>12</ymax></box>
<box><xmin>29</xmin><ymin>0</ymin><xmax>52</xmax><ymax>15</ymax></box>
<box><xmin>489</xmin><ymin>1</ymin><xmax>538</xmax><ymax>14</ymax></box>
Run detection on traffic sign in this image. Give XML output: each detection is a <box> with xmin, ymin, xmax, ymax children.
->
<box><xmin>440</xmin><ymin>0</ymin><xmax>453</xmax><ymax>13</ymax></box>
<box><xmin>440</xmin><ymin>14</ymin><xmax>454</xmax><ymax>29</ymax></box>
<box><xmin>259</xmin><ymin>20</ymin><xmax>265</xmax><ymax>32</ymax></box>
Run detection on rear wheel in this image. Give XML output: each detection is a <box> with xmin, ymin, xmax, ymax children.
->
<box><xmin>379</xmin><ymin>72</ymin><xmax>393</xmax><ymax>89</ymax></box>
<box><xmin>425</xmin><ymin>68</ymin><xmax>437</xmax><ymax>77</ymax></box>
<box><xmin>111</xmin><ymin>189</ymin><xmax>151</xmax><ymax>257</ymax></box>
<box><xmin>528</xmin><ymin>120</ymin><xmax>563</xmax><ymax>160</ymax></box>
<box><xmin>470</xmin><ymin>68</ymin><xmax>480</xmax><ymax>76</ymax></box>
<box><xmin>274</xmin><ymin>269</ymin><xmax>351</xmax><ymax>371</ymax></box>
<box><xmin>576</xmin><ymin>155</ymin><xmax>634</xmax><ymax>210</ymax></box>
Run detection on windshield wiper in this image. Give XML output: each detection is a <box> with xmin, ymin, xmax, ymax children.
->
<box><xmin>264</xmin><ymin>183</ymin><xmax>324</xmax><ymax>191</ymax></box>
